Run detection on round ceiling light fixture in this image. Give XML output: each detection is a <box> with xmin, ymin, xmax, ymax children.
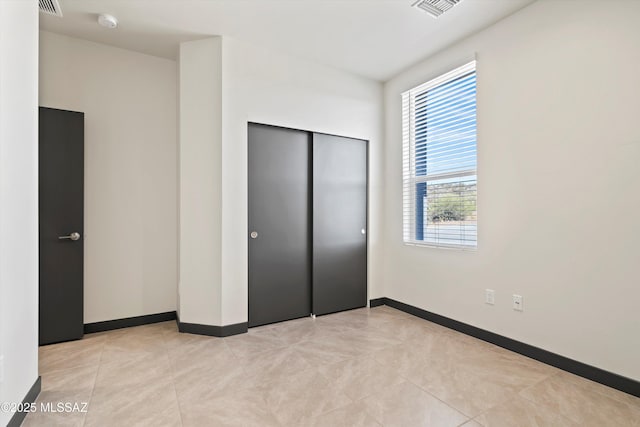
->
<box><xmin>98</xmin><ymin>14</ymin><xmax>118</xmax><ymax>29</ymax></box>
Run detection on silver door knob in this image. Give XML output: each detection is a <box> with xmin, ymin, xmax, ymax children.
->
<box><xmin>59</xmin><ymin>232</ymin><xmax>81</xmax><ymax>241</ymax></box>
<box><xmin>361</xmin><ymin>228</ymin><xmax>366</xmax><ymax>235</ymax></box>
<box><xmin>250</xmin><ymin>231</ymin><xmax>258</xmax><ymax>239</ymax></box>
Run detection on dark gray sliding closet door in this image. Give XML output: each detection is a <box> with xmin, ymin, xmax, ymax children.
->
<box><xmin>312</xmin><ymin>133</ymin><xmax>367</xmax><ymax>315</ymax></box>
<box><xmin>248</xmin><ymin>123</ymin><xmax>312</xmax><ymax>327</ymax></box>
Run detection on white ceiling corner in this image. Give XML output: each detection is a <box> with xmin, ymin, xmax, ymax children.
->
<box><xmin>39</xmin><ymin>0</ymin><xmax>536</xmax><ymax>81</ymax></box>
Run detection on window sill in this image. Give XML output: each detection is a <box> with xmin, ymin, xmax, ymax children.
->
<box><xmin>403</xmin><ymin>241</ymin><xmax>477</xmax><ymax>251</ymax></box>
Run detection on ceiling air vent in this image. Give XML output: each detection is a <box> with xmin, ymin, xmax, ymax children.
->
<box><xmin>39</xmin><ymin>0</ymin><xmax>63</xmax><ymax>17</ymax></box>
<box><xmin>412</xmin><ymin>0</ymin><xmax>462</xmax><ymax>18</ymax></box>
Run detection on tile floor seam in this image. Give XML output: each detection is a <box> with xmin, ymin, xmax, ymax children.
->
<box><xmin>491</xmin><ymin>393</ymin><xmax>583</xmax><ymax>427</ymax></box>
<box><xmin>396</xmin><ymin>362</ymin><xmax>499</xmax><ymax>420</ymax></box>
<box><xmin>515</xmin><ymin>383</ymin><xmax>579</xmax><ymax>425</ymax></box>
<box><xmin>552</xmin><ymin>369</ymin><xmax>640</xmax><ymax>409</ymax></box>
<box><xmin>220</xmin><ymin>338</ymin><xmax>258</xmax><ymax>378</ymax></box>
<box><xmin>80</xmin><ymin>346</ymin><xmax>104</xmax><ymax>427</ymax></box>
<box><xmin>458</xmin><ymin>371</ymin><xmax>557</xmax><ymax>421</ymax></box>
<box><xmin>517</xmin><ymin>371</ymin><xmax>555</xmax><ymax>396</ymax></box>
<box><xmin>472</xmin><ymin>396</ymin><xmax>519</xmax><ymax>425</ymax></box>
<box><xmin>161</xmin><ymin>330</ymin><xmax>185</xmax><ymax>427</ymax></box>
<box><xmin>312</xmin><ymin>394</ymin><xmax>357</xmax><ymax>421</ymax></box>
<box><xmin>307</xmin><ymin>400</ymin><xmax>381</xmax><ymax>427</ymax></box>
<box><xmin>456</xmin><ymin>417</ymin><xmax>475</xmax><ymax>427</ymax></box>
<box><xmin>556</xmin><ymin>380</ymin><xmax>639</xmax><ymax>426</ymax></box>
<box><xmin>408</xmin><ymin>378</ymin><xmax>469</xmax><ymax>415</ymax></box>
<box><xmin>466</xmin><ymin>416</ymin><xmax>485</xmax><ymax>427</ymax></box>
<box><xmin>169</xmin><ymin>374</ymin><xmax>185</xmax><ymax>427</ymax></box>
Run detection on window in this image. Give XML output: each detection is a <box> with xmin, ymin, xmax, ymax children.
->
<box><xmin>402</xmin><ymin>61</ymin><xmax>477</xmax><ymax>248</ymax></box>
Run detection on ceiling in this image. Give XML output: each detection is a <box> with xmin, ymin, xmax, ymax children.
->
<box><xmin>39</xmin><ymin>0</ymin><xmax>535</xmax><ymax>81</ymax></box>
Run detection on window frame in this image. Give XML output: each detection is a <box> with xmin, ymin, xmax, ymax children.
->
<box><xmin>402</xmin><ymin>60</ymin><xmax>478</xmax><ymax>250</ymax></box>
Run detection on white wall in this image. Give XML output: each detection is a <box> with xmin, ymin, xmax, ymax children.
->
<box><xmin>178</xmin><ymin>38</ymin><xmax>223</xmax><ymax>326</ymax></box>
<box><xmin>39</xmin><ymin>32</ymin><xmax>178</xmax><ymax>323</ymax></box>
<box><xmin>177</xmin><ymin>36</ymin><xmax>383</xmax><ymax>326</ymax></box>
<box><xmin>383</xmin><ymin>0</ymin><xmax>640</xmax><ymax>380</ymax></box>
<box><xmin>220</xmin><ymin>37</ymin><xmax>384</xmax><ymax>325</ymax></box>
<box><xmin>0</xmin><ymin>1</ymin><xmax>39</xmax><ymax>424</ymax></box>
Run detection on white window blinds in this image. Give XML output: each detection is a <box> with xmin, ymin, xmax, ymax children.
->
<box><xmin>402</xmin><ymin>61</ymin><xmax>477</xmax><ymax>248</ymax></box>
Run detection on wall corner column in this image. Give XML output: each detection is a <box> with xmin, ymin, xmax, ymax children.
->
<box><xmin>177</xmin><ymin>37</ymin><xmax>223</xmax><ymax>327</ymax></box>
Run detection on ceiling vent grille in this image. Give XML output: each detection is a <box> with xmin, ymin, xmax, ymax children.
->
<box><xmin>412</xmin><ymin>0</ymin><xmax>462</xmax><ymax>18</ymax></box>
<box><xmin>39</xmin><ymin>0</ymin><xmax>63</xmax><ymax>17</ymax></box>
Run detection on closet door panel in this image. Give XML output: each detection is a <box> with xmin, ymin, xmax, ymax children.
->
<box><xmin>248</xmin><ymin>123</ymin><xmax>312</xmax><ymax>327</ymax></box>
<box><xmin>312</xmin><ymin>133</ymin><xmax>367</xmax><ymax>315</ymax></box>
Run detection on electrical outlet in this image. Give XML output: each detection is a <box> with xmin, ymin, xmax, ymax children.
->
<box><xmin>513</xmin><ymin>294</ymin><xmax>523</xmax><ymax>311</ymax></box>
<box><xmin>485</xmin><ymin>289</ymin><xmax>495</xmax><ymax>305</ymax></box>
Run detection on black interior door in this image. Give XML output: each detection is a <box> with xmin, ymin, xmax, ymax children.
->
<box><xmin>312</xmin><ymin>133</ymin><xmax>367</xmax><ymax>315</ymax></box>
<box><xmin>248</xmin><ymin>123</ymin><xmax>311</xmax><ymax>327</ymax></box>
<box><xmin>39</xmin><ymin>107</ymin><xmax>84</xmax><ymax>345</ymax></box>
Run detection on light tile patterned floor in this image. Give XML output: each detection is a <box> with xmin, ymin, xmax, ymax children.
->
<box><xmin>25</xmin><ymin>306</ymin><xmax>640</xmax><ymax>426</ymax></box>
